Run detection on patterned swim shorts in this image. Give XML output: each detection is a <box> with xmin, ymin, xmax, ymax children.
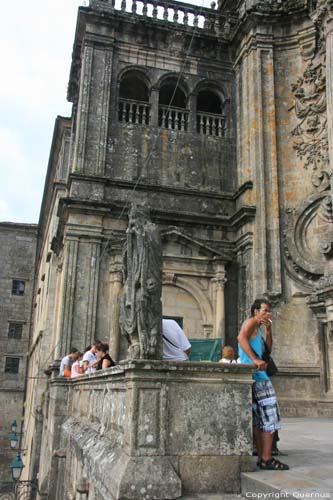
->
<box><xmin>252</xmin><ymin>379</ymin><xmax>281</xmax><ymax>433</ymax></box>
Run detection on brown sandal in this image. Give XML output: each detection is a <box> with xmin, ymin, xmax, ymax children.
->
<box><xmin>259</xmin><ymin>458</ymin><xmax>289</xmax><ymax>470</ymax></box>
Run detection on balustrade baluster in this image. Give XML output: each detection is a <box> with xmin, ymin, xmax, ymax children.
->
<box><xmin>162</xmin><ymin>108</ymin><xmax>166</xmax><ymax>128</ymax></box>
<box><xmin>181</xmin><ymin>112</ymin><xmax>185</xmax><ymax>131</ymax></box>
<box><xmin>152</xmin><ymin>1</ymin><xmax>158</xmax><ymax>18</ymax></box>
<box><xmin>163</xmin><ymin>5</ymin><xmax>169</xmax><ymax>21</ymax></box>
<box><xmin>193</xmin><ymin>13</ymin><xmax>199</xmax><ymax>27</ymax></box>
<box><xmin>132</xmin><ymin>0</ymin><xmax>137</xmax><ymax>14</ymax></box>
<box><xmin>121</xmin><ymin>0</ymin><xmax>126</xmax><ymax>11</ymax></box>
<box><xmin>183</xmin><ymin>10</ymin><xmax>188</xmax><ymax>26</ymax></box>
<box><xmin>142</xmin><ymin>0</ymin><xmax>148</xmax><ymax>16</ymax></box>
<box><xmin>121</xmin><ymin>102</ymin><xmax>126</xmax><ymax>122</ymax></box>
<box><xmin>173</xmin><ymin>8</ymin><xmax>179</xmax><ymax>23</ymax></box>
<box><xmin>219</xmin><ymin>117</ymin><xmax>226</xmax><ymax>137</ymax></box>
<box><xmin>168</xmin><ymin>111</ymin><xmax>173</xmax><ymax>129</ymax></box>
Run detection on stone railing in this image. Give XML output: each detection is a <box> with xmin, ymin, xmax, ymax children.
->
<box><xmin>158</xmin><ymin>105</ymin><xmax>189</xmax><ymax>131</ymax></box>
<box><xmin>90</xmin><ymin>0</ymin><xmax>226</xmax><ymax>34</ymax></box>
<box><xmin>119</xmin><ymin>98</ymin><xmax>150</xmax><ymax>125</ymax></box>
<box><xmin>197</xmin><ymin>112</ymin><xmax>226</xmax><ymax>137</ymax></box>
<box><xmin>55</xmin><ymin>360</ymin><xmax>255</xmax><ymax>500</ymax></box>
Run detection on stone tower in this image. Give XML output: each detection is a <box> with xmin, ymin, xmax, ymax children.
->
<box><xmin>21</xmin><ymin>0</ymin><xmax>333</xmax><ymax>497</ymax></box>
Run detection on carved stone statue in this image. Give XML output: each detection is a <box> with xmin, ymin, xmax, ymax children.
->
<box><xmin>120</xmin><ymin>205</ymin><xmax>163</xmax><ymax>359</ymax></box>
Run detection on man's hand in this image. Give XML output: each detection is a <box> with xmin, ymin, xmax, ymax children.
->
<box><xmin>254</xmin><ymin>358</ymin><xmax>267</xmax><ymax>371</ymax></box>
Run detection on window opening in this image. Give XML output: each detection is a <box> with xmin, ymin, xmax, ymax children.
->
<box><xmin>8</xmin><ymin>323</ymin><xmax>23</xmax><ymax>339</ymax></box>
<box><xmin>119</xmin><ymin>75</ymin><xmax>150</xmax><ymax>125</ymax></box>
<box><xmin>5</xmin><ymin>357</ymin><xmax>20</xmax><ymax>374</ymax></box>
<box><xmin>12</xmin><ymin>280</ymin><xmax>25</xmax><ymax>296</ymax></box>
<box><xmin>196</xmin><ymin>90</ymin><xmax>226</xmax><ymax>137</ymax></box>
<box><xmin>159</xmin><ymin>83</ymin><xmax>188</xmax><ymax>131</ymax></box>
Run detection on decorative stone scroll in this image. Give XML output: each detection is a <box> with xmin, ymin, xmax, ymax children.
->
<box><xmin>120</xmin><ymin>205</ymin><xmax>163</xmax><ymax>359</ymax></box>
<box><xmin>283</xmin><ymin>192</ymin><xmax>333</xmax><ymax>286</ymax></box>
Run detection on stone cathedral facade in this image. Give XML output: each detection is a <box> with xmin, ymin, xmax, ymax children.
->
<box><xmin>20</xmin><ymin>0</ymin><xmax>333</xmax><ymax>497</ymax></box>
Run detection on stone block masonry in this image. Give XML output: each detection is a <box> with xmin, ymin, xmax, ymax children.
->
<box><xmin>46</xmin><ymin>361</ymin><xmax>255</xmax><ymax>500</ymax></box>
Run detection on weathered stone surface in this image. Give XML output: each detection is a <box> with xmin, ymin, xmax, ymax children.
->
<box><xmin>0</xmin><ymin>222</ymin><xmax>37</xmax><ymax>488</ymax></box>
<box><xmin>120</xmin><ymin>205</ymin><xmax>163</xmax><ymax>360</ymax></box>
<box><xmin>16</xmin><ymin>0</ymin><xmax>333</xmax><ymax>495</ymax></box>
<box><xmin>60</xmin><ymin>361</ymin><xmax>254</xmax><ymax>499</ymax></box>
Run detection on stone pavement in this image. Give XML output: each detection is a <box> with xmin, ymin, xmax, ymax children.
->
<box><xmin>242</xmin><ymin>417</ymin><xmax>333</xmax><ymax>498</ymax></box>
<box><xmin>179</xmin><ymin>418</ymin><xmax>333</xmax><ymax>500</ymax></box>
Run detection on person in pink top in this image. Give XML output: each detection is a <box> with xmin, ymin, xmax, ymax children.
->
<box><xmin>71</xmin><ymin>352</ymin><xmax>83</xmax><ymax>378</ymax></box>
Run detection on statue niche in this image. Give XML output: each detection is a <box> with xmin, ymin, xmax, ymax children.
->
<box><xmin>120</xmin><ymin>205</ymin><xmax>163</xmax><ymax>359</ymax></box>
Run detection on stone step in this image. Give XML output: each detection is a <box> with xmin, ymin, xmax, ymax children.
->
<box><xmin>241</xmin><ymin>467</ymin><xmax>333</xmax><ymax>497</ymax></box>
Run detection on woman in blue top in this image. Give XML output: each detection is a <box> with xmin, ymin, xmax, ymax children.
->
<box><xmin>238</xmin><ymin>298</ymin><xmax>289</xmax><ymax>471</ymax></box>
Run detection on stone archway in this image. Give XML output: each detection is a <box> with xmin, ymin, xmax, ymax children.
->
<box><xmin>162</xmin><ymin>278</ymin><xmax>214</xmax><ymax>339</ymax></box>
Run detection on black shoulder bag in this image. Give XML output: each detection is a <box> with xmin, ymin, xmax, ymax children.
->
<box><xmin>261</xmin><ymin>341</ymin><xmax>278</xmax><ymax>377</ymax></box>
<box><xmin>251</xmin><ymin>341</ymin><xmax>278</xmax><ymax>377</ymax></box>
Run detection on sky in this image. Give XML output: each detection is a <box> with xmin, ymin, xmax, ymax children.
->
<box><xmin>0</xmin><ymin>0</ymin><xmax>210</xmax><ymax>224</ymax></box>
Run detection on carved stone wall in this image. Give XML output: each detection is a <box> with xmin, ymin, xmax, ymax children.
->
<box><xmin>60</xmin><ymin>362</ymin><xmax>254</xmax><ymax>500</ymax></box>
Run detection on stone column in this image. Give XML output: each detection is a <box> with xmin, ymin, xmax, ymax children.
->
<box><xmin>188</xmin><ymin>93</ymin><xmax>197</xmax><ymax>133</ymax></box>
<box><xmin>213</xmin><ymin>264</ymin><xmax>227</xmax><ymax>343</ymax></box>
<box><xmin>109</xmin><ymin>251</ymin><xmax>123</xmax><ymax>362</ymax></box>
<box><xmin>150</xmin><ymin>87</ymin><xmax>159</xmax><ymax>127</ymax></box>
<box><xmin>73</xmin><ymin>33</ymin><xmax>114</xmax><ymax>176</ymax></box>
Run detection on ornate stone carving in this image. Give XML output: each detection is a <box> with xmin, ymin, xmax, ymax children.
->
<box><xmin>120</xmin><ymin>205</ymin><xmax>163</xmax><ymax>360</ymax></box>
<box><xmin>283</xmin><ymin>194</ymin><xmax>333</xmax><ymax>285</ymax></box>
<box><xmin>238</xmin><ymin>0</ymin><xmax>306</xmax><ymax>19</ymax></box>
<box><xmin>291</xmin><ymin>62</ymin><xmax>329</xmax><ymax>173</ymax></box>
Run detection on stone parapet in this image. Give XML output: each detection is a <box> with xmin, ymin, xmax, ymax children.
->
<box><xmin>59</xmin><ymin>361</ymin><xmax>255</xmax><ymax>500</ymax></box>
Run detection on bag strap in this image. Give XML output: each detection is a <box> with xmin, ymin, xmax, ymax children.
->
<box><xmin>162</xmin><ymin>334</ymin><xmax>179</xmax><ymax>350</ymax></box>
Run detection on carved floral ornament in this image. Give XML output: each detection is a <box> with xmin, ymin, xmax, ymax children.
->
<box><xmin>290</xmin><ymin>62</ymin><xmax>329</xmax><ymax>176</ymax></box>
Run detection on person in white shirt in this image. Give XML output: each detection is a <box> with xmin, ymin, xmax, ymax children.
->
<box><xmin>162</xmin><ymin>319</ymin><xmax>191</xmax><ymax>361</ymax></box>
<box><xmin>82</xmin><ymin>342</ymin><xmax>102</xmax><ymax>374</ymax></box>
<box><xmin>219</xmin><ymin>345</ymin><xmax>237</xmax><ymax>364</ymax></box>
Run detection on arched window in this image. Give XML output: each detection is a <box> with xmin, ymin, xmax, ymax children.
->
<box><xmin>159</xmin><ymin>79</ymin><xmax>188</xmax><ymax>131</ymax></box>
<box><xmin>196</xmin><ymin>89</ymin><xmax>226</xmax><ymax>137</ymax></box>
<box><xmin>118</xmin><ymin>72</ymin><xmax>150</xmax><ymax>125</ymax></box>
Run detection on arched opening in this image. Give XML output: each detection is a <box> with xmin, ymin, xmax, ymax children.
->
<box><xmin>162</xmin><ymin>285</ymin><xmax>203</xmax><ymax>339</ymax></box>
<box><xmin>159</xmin><ymin>79</ymin><xmax>188</xmax><ymax>131</ymax></box>
<box><xmin>118</xmin><ymin>73</ymin><xmax>150</xmax><ymax>125</ymax></box>
<box><xmin>196</xmin><ymin>89</ymin><xmax>226</xmax><ymax>137</ymax></box>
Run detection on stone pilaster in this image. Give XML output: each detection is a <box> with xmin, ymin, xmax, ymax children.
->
<box><xmin>109</xmin><ymin>251</ymin><xmax>123</xmax><ymax>362</ymax></box>
<box><xmin>84</xmin><ymin>240</ymin><xmax>101</xmax><ymax>347</ymax></box>
<box><xmin>73</xmin><ymin>33</ymin><xmax>114</xmax><ymax>176</ymax></box>
<box><xmin>235</xmin><ymin>33</ymin><xmax>282</xmax><ymax>298</ymax></box>
<box><xmin>55</xmin><ymin>238</ymin><xmax>79</xmax><ymax>359</ymax></box>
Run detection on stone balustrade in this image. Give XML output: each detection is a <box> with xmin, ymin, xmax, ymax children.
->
<box><xmin>119</xmin><ymin>98</ymin><xmax>150</xmax><ymax>125</ymax></box>
<box><xmin>197</xmin><ymin>112</ymin><xmax>226</xmax><ymax>137</ymax></box>
<box><xmin>49</xmin><ymin>360</ymin><xmax>255</xmax><ymax>500</ymax></box>
<box><xmin>90</xmin><ymin>0</ymin><xmax>224</xmax><ymax>33</ymax></box>
<box><xmin>158</xmin><ymin>105</ymin><xmax>189</xmax><ymax>131</ymax></box>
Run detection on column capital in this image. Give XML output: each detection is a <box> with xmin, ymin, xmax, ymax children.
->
<box><xmin>212</xmin><ymin>271</ymin><xmax>227</xmax><ymax>289</ymax></box>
